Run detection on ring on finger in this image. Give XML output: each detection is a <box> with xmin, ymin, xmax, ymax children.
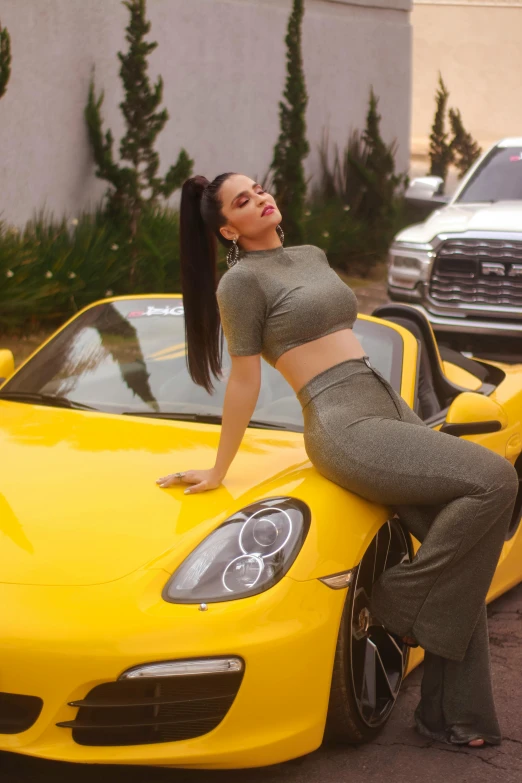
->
<box><xmin>173</xmin><ymin>471</ymin><xmax>186</xmax><ymax>479</ymax></box>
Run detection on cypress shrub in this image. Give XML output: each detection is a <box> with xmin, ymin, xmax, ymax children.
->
<box><xmin>428</xmin><ymin>74</ymin><xmax>453</xmax><ymax>187</ymax></box>
<box><xmin>268</xmin><ymin>0</ymin><xmax>310</xmax><ymax>245</ymax></box>
<box><xmin>0</xmin><ymin>18</ymin><xmax>11</xmax><ymax>99</ymax></box>
<box><xmin>428</xmin><ymin>74</ymin><xmax>481</xmax><ymax>185</ymax></box>
<box><xmin>85</xmin><ymin>0</ymin><xmax>193</xmax><ymax>283</ymax></box>
<box><xmin>449</xmin><ymin>108</ymin><xmax>482</xmax><ymax>178</ymax></box>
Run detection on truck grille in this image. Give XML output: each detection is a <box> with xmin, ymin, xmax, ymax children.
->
<box><xmin>56</xmin><ymin>670</ymin><xmax>244</xmax><ymax>746</ymax></box>
<box><xmin>0</xmin><ymin>692</ymin><xmax>43</xmax><ymax>733</ymax></box>
<box><xmin>430</xmin><ymin>238</ymin><xmax>522</xmax><ymax>308</ymax></box>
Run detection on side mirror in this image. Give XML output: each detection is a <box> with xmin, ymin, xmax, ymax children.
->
<box><xmin>405</xmin><ymin>176</ymin><xmax>445</xmax><ymax>200</ymax></box>
<box><xmin>440</xmin><ymin>392</ymin><xmax>508</xmax><ymax>437</ymax></box>
<box><xmin>0</xmin><ymin>350</ymin><xmax>15</xmax><ymax>384</ymax></box>
<box><xmin>405</xmin><ymin>176</ymin><xmax>450</xmax><ymax>213</ymax></box>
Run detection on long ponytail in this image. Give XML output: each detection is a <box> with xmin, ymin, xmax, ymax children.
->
<box><xmin>179</xmin><ymin>173</ymin><xmax>235</xmax><ymax>393</ymax></box>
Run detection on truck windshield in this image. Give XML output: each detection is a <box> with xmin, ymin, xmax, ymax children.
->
<box><xmin>456</xmin><ymin>146</ymin><xmax>522</xmax><ymax>204</ymax></box>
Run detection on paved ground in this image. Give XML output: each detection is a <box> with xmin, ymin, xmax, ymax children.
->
<box><xmin>1</xmin><ymin>582</ymin><xmax>521</xmax><ymax>783</ymax></box>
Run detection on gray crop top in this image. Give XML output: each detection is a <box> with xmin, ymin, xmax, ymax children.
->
<box><xmin>216</xmin><ymin>244</ymin><xmax>359</xmax><ymax>367</ymax></box>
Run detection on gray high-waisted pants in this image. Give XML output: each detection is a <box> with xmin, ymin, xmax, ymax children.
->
<box><xmin>296</xmin><ymin>355</ymin><xmax>519</xmax><ymax>745</ymax></box>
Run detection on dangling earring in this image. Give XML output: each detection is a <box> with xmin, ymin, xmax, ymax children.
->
<box><xmin>226</xmin><ymin>237</ymin><xmax>240</xmax><ymax>268</ymax></box>
<box><xmin>276</xmin><ymin>224</ymin><xmax>285</xmax><ymax>245</ymax></box>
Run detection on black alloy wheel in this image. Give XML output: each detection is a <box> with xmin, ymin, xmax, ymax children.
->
<box><xmin>505</xmin><ymin>453</ymin><xmax>522</xmax><ymax>541</ymax></box>
<box><xmin>324</xmin><ymin>517</ymin><xmax>412</xmax><ymax>744</ymax></box>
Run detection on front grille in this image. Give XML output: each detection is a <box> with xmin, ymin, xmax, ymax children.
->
<box><xmin>0</xmin><ymin>692</ymin><xmax>43</xmax><ymax>733</ymax></box>
<box><xmin>56</xmin><ymin>670</ymin><xmax>244</xmax><ymax>746</ymax></box>
<box><xmin>429</xmin><ymin>238</ymin><xmax>522</xmax><ymax>308</ymax></box>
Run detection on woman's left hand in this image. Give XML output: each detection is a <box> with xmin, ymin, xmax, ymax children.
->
<box><xmin>155</xmin><ymin>468</ymin><xmax>223</xmax><ymax>494</ymax></box>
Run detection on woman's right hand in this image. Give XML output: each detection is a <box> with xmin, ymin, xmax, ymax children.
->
<box><xmin>156</xmin><ymin>468</ymin><xmax>224</xmax><ymax>494</ymax></box>
<box><xmin>156</xmin><ymin>355</ymin><xmax>261</xmax><ymax>496</ymax></box>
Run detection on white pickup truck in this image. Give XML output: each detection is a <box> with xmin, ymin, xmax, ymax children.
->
<box><xmin>388</xmin><ymin>138</ymin><xmax>522</xmax><ymax>359</ymax></box>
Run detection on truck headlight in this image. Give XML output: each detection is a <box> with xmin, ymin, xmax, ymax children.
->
<box><xmin>163</xmin><ymin>497</ymin><xmax>311</xmax><ymax>603</ymax></box>
<box><xmin>388</xmin><ymin>242</ymin><xmax>435</xmax><ymax>289</ymax></box>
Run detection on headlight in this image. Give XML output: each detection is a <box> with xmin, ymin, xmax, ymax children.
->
<box><xmin>388</xmin><ymin>242</ymin><xmax>435</xmax><ymax>289</ymax></box>
<box><xmin>163</xmin><ymin>497</ymin><xmax>311</xmax><ymax>604</ymax></box>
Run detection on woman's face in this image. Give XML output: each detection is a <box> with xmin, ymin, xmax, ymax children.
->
<box><xmin>218</xmin><ymin>174</ymin><xmax>282</xmax><ymax>244</ymax></box>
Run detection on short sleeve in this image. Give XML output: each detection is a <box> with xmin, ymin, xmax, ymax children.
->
<box><xmin>216</xmin><ymin>265</ymin><xmax>266</xmax><ymax>356</ymax></box>
<box><xmin>315</xmin><ymin>246</ymin><xmax>331</xmax><ymax>267</ymax></box>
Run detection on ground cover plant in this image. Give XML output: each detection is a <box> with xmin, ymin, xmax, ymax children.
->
<box><xmin>0</xmin><ymin>208</ymin><xmax>197</xmax><ymax>331</ymax></box>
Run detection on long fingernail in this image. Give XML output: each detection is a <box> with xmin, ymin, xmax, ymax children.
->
<box><xmin>184</xmin><ymin>489</ymin><xmax>190</xmax><ymax>494</ymax></box>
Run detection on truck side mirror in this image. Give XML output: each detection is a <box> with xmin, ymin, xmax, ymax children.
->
<box><xmin>405</xmin><ymin>176</ymin><xmax>450</xmax><ymax>215</ymax></box>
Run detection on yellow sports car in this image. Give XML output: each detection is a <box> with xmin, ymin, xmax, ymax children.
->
<box><xmin>0</xmin><ymin>295</ymin><xmax>521</xmax><ymax>769</ymax></box>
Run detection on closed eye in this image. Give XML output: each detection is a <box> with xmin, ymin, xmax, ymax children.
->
<box><xmin>239</xmin><ymin>187</ymin><xmax>265</xmax><ymax>208</ymax></box>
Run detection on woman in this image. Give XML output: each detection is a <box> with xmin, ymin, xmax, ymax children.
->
<box><xmin>156</xmin><ymin>172</ymin><xmax>519</xmax><ymax>748</ymax></box>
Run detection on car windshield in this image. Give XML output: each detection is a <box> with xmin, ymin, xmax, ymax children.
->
<box><xmin>456</xmin><ymin>146</ymin><xmax>522</xmax><ymax>204</ymax></box>
<box><xmin>2</xmin><ymin>298</ymin><xmax>404</xmax><ymax>431</ymax></box>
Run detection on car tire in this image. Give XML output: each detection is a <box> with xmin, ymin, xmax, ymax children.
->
<box><xmin>324</xmin><ymin>517</ymin><xmax>412</xmax><ymax>744</ymax></box>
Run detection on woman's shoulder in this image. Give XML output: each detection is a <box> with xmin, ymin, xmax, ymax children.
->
<box><xmin>216</xmin><ymin>262</ymin><xmax>263</xmax><ymax>305</ymax></box>
<box><xmin>217</xmin><ymin>261</ymin><xmax>256</xmax><ymax>289</ymax></box>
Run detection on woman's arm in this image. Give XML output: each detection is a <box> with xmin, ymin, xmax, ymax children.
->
<box><xmin>213</xmin><ymin>353</ymin><xmax>261</xmax><ymax>481</ymax></box>
<box><xmin>156</xmin><ymin>353</ymin><xmax>261</xmax><ymax>493</ymax></box>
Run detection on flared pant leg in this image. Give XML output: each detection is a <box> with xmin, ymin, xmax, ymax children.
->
<box><xmin>364</xmin><ymin>392</ymin><xmax>518</xmax><ymax>664</ymax></box>
<box><xmin>414</xmin><ymin>605</ymin><xmax>502</xmax><ymax>744</ymax></box>
<box><xmin>394</xmin><ymin>504</ymin><xmax>502</xmax><ymax>745</ymax></box>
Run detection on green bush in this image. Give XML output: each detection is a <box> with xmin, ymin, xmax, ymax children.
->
<box><xmin>0</xmin><ymin>208</ymin><xmax>188</xmax><ymax>332</ymax></box>
<box><xmin>308</xmin><ymin>89</ymin><xmax>408</xmax><ymax>276</ymax></box>
<box><xmin>302</xmin><ymin>197</ymin><xmax>412</xmax><ymax>278</ymax></box>
<box><xmin>302</xmin><ymin>200</ymin><xmax>365</xmax><ymax>272</ymax></box>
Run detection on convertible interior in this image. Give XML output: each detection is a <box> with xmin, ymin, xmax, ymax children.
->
<box><xmin>370</xmin><ymin>303</ymin><xmax>505</xmax><ymax>424</ymax></box>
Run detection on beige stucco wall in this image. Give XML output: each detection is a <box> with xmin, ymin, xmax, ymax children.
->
<box><xmin>0</xmin><ymin>0</ymin><xmax>412</xmax><ymax>226</ymax></box>
<box><xmin>411</xmin><ymin>0</ymin><xmax>522</xmax><ymax>154</ymax></box>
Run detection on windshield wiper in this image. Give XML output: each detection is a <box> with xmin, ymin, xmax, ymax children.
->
<box><xmin>122</xmin><ymin>410</ymin><xmax>298</xmax><ymax>430</ymax></box>
<box><xmin>248</xmin><ymin>418</ymin><xmax>298</xmax><ymax>431</ymax></box>
<box><xmin>122</xmin><ymin>411</ymin><xmax>223</xmax><ymax>424</ymax></box>
<box><xmin>0</xmin><ymin>391</ymin><xmax>99</xmax><ymax>411</ymax></box>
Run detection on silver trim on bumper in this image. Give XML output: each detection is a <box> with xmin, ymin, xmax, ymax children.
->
<box><xmin>405</xmin><ymin>304</ymin><xmax>522</xmax><ymax>336</ymax></box>
<box><xmin>119</xmin><ymin>657</ymin><xmax>244</xmax><ymax>680</ymax></box>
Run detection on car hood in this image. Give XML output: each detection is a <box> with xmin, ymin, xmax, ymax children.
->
<box><xmin>0</xmin><ymin>402</ymin><xmax>308</xmax><ymax>586</ymax></box>
<box><xmin>396</xmin><ymin>201</ymin><xmax>522</xmax><ymax>244</ymax></box>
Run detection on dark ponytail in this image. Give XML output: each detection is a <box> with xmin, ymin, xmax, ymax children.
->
<box><xmin>179</xmin><ymin>172</ymin><xmax>236</xmax><ymax>393</ymax></box>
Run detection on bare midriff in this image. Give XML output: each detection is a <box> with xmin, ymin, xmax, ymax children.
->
<box><xmin>274</xmin><ymin>328</ymin><xmax>366</xmax><ymax>394</ymax></box>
